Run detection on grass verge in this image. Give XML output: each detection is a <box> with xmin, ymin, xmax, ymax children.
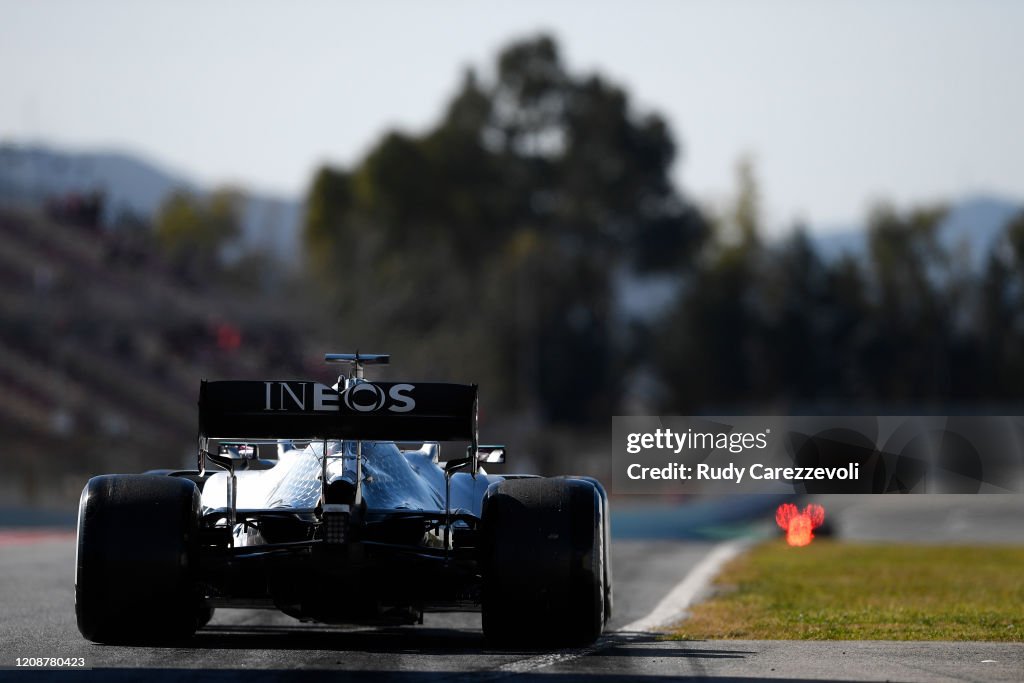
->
<box><xmin>670</xmin><ymin>540</ymin><xmax>1023</xmax><ymax>641</ymax></box>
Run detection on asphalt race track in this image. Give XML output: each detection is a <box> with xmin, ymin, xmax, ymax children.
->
<box><xmin>1</xmin><ymin>499</ymin><xmax>1022</xmax><ymax>682</ymax></box>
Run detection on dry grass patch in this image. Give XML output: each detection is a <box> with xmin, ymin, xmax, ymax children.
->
<box><xmin>671</xmin><ymin>540</ymin><xmax>1024</xmax><ymax>641</ymax></box>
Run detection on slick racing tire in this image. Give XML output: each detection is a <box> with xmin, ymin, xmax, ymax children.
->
<box><xmin>481</xmin><ymin>477</ymin><xmax>606</xmax><ymax>647</ymax></box>
<box><xmin>75</xmin><ymin>474</ymin><xmax>202</xmax><ymax>644</ymax></box>
<box><xmin>569</xmin><ymin>476</ymin><xmax>613</xmax><ymax>623</ymax></box>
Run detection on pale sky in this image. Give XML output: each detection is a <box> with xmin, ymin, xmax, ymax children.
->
<box><xmin>2</xmin><ymin>0</ymin><xmax>1022</xmax><ymax>233</ymax></box>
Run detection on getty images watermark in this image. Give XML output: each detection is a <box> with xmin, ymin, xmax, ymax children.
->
<box><xmin>611</xmin><ymin>416</ymin><xmax>1024</xmax><ymax>495</ymax></box>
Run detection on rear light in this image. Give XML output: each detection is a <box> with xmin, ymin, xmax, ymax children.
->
<box><xmin>322</xmin><ymin>504</ymin><xmax>350</xmax><ymax>545</ymax></box>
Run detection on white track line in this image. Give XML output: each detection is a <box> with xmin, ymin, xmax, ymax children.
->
<box><xmin>618</xmin><ymin>538</ymin><xmax>749</xmax><ymax>633</ymax></box>
<box><xmin>494</xmin><ymin>538</ymin><xmax>749</xmax><ymax>676</ymax></box>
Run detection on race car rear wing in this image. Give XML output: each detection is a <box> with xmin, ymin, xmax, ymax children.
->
<box><xmin>198</xmin><ymin>380</ymin><xmax>478</xmax><ymax>443</ymax></box>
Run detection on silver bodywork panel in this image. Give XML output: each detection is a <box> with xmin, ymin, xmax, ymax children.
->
<box><xmin>203</xmin><ymin>441</ymin><xmax>499</xmax><ymax>522</ymax></box>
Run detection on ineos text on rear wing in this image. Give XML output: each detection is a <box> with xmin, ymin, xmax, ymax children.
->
<box><xmin>198</xmin><ymin>380</ymin><xmax>478</xmax><ymax>442</ymax></box>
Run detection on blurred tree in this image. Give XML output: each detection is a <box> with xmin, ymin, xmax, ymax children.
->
<box><xmin>155</xmin><ymin>187</ymin><xmax>242</xmax><ymax>277</ymax></box>
<box><xmin>861</xmin><ymin>203</ymin><xmax>950</xmax><ymax>399</ymax></box>
<box><xmin>304</xmin><ymin>167</ymin><xmax>353</xmax><ymax>286</ymax></box>
<box><xmin>303</xmin><ymin>35</ymin><xmax>706</xmax><ymax>424</ymax></box>
<box><xmin>654</xmin><ymin>161</ymin><xmax>764</xmax><ymax>410</ymax></box>
<box><xmin>155</xmin><ymin>190</ymin><xmax>202</xmax><ymax>253</ymax></box>
<box><xmin>754</xmin><ymin>228</ymin><xmax>827</xmax><ymax>398</ymax></box>
<box><xmin>654</xmin><ymin>166</ymin><xmax>965</xmax><ymax>410</ymax></box>
<box><xmin>978</xmin><ymin>209</ymin><xmax>1024</xmax><ymax>397</ymax></box>
<box><xmin>730</xmin><ymin>156</ymin><xmax>761</xmax><ymax>249</ymax></box>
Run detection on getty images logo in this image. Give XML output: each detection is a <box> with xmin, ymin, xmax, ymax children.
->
<box><xmin>263</xmin><ymin>382</ymin><xmax>416</xmax><ymax>413</ymax></box>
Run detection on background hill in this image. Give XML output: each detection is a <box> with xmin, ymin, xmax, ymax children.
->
<box><xmin>0</xmin><ymin>143</ymin><xmax>302</xmax><ymax>261</ymax></box>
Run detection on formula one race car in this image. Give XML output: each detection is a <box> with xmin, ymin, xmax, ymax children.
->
<box><xmin>75</xmin><ymin>354</ymin><xmax>611</xmax><ymax>647</ymax></box>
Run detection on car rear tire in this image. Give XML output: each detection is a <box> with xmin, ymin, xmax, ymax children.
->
<box><xmin>481</xmin><ymin>477</ymin><xmax>606</xmax><ymax>647</ymax></box>
<box><xmin>570</xmin><ymin>476</ymin><xmax>612</xmax><ymax>622</ymax></box>
<box><xmin>75</xmin><ymin>474</ymin><xmax>202</xmax><ymax>644</ymax></box>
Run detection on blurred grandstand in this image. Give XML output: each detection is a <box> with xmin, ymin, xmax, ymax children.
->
<box><xmin>0</xmin><ymin>198</ymin><xmax>323</xmax><ymax>506</ymax></box>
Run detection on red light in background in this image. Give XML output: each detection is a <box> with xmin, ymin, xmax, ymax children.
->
<box><xmin>776</xmin><ymin>503</ymin><xmax>825</xmax><ymax>547</ymax></box>
<box><xmin>216</xmin><ymin>323</ymin><xmax>242</xmax><ymax>352</ymax></box>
